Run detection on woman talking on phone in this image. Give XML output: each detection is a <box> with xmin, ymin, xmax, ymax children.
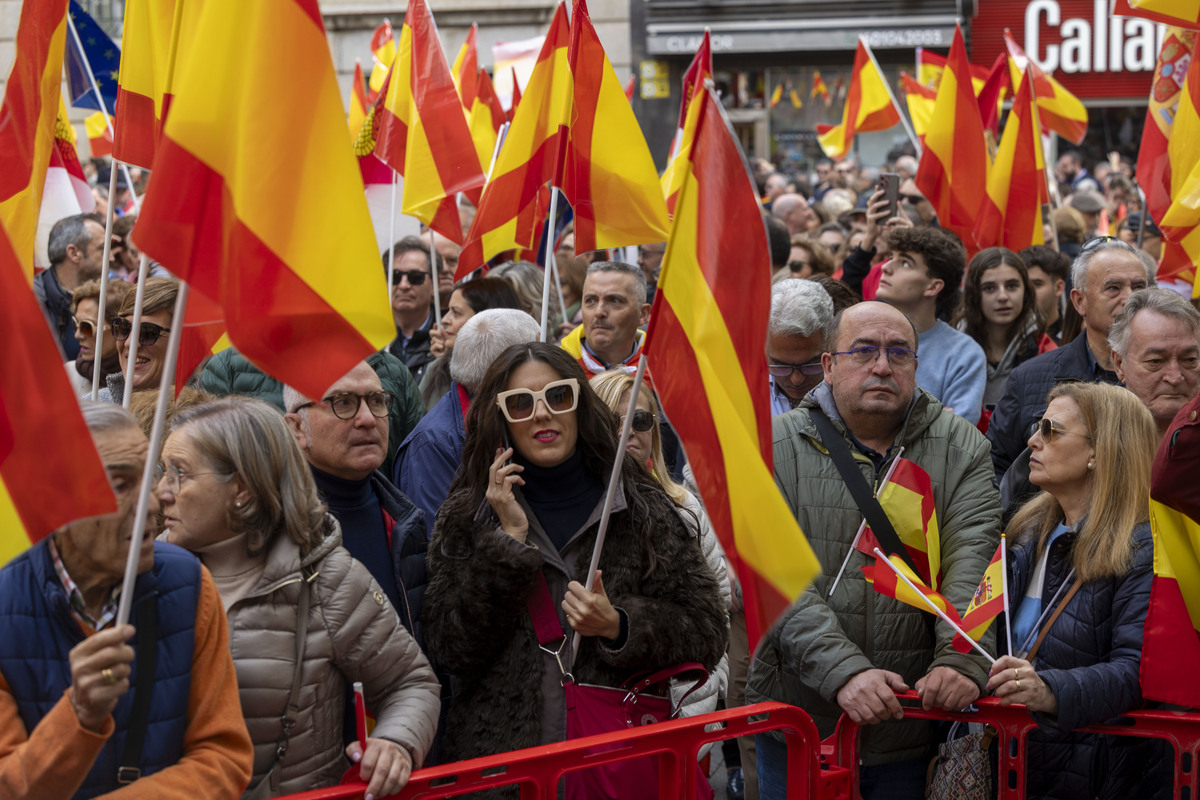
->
<box><xmin>423</xmin><ymin>343</ymin><xmax>727</xmax><ymax>772</ymax></box>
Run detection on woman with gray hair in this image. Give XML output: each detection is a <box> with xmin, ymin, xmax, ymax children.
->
<box><xmin>156</xmin><ymin>397</ymin><xmax>440</xmax><ymax>799</ymax></box>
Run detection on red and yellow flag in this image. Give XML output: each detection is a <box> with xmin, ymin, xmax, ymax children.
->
<box><xmin>86</xmin><ymin>111</ymin><xmax>114</xmax><ymax>157</ymax></box>
<box><xmin>0</xmin><ymin>0</ymin><xmax>69</xmax><ymax>276</ymax></box>
<box><xmin>1156</xmin><ymin>44</ymin><xmax>1200</xmax><ymax>295</ymax></box>
<box><xmin>376</xmin><ymin>0</ymin><xmax>486</xmax><ymax>244</ymax></box>
<box><xmin>915</xmin><ymin>24</ymin><xmax>987</xmax><ymax>253</ymax></box>
<box><xmin>452</xmin><ymin>24</ymin><xmax>479</xmax><ymax>111</ymax></box>
<box><xmin>915</xmin><ymin>47</ymin><xmax>991</xmax><ymax>94</ymax></box>
<box><xmin>853</xmin><ymin>458</ymin><xmax>941</xmax><ymax>589</ymax></box>
<box><xmin>0</xmin><ymin>219</ymin><xmax>116</xmax><ymax>568</ymax></box>
<box><xmin>863</xmin><ymin>550</ymin><xmax>964</xmax><ymax>625</ymax></box>
<box><xmin>511</xmin><ymin>66</ymin><xmax>524</xmax><ymax>114</ymax></box>
<box><xmin>1139</xmin><ymin>28</ymin><xmax>1197</xmax><ymax>228</ymax></box>
<box><xmin>1142</xmin><ymin>494</ymin><xmax>1200</xmax><ymax>706</ymax></box>
<box><xmin>468</xmin><ymin>68</ymin><xmax>508</xmax><ymax>173</ymax></box>
<box><xmin>812</xmin><ymin>70</ymin><xmax>830</xmax><ymax>102</ymax></box>
<box><xmin>662</xmin><ymin>31</ymin><xmax>713</xmax><ymax>215</ymax></box>
<box><xmin>1004</xmin><ymin>32</ymin><xmax>1088</xmax><ymax>145</ymax></box>
<box><xmin>977</xmin><ymin>52</ymin><xmax>1011</xmax><ymax>136</ymax></box>
<box><xmin>644</xmin><ymin>83</ymin><xmax>819</xmax><ymax>648</ymax></box>
<box><xmin>348</xmin><ymin>60</ymin><xmax>368</xmax><ymax>143</ymax></box>
<box><xmin>953</xmin><ymin>539</ymin><xmax>1006</xmax><ymax>653</ymax></box>
<box><xmin>367</xmin><ymin>20</ymin><xmax>396</xmax><ymax>103</ymax></box>
<box><xmin>900</xmin><ymin>72</ymin><xmax>937</xmax><ymax>139</ymax></box>
<box><xmin>816</xmin><ymin>40</ymin><xmax>900</xmax><ymax>161</ymax></box>
<box><xmin>133</xmin><ymin>0</ymin><xmax>395</xmax><ymax>402</ymax></box>
<box><xmin>1114</xmin><ymin>0</ymin><xmax>1200</xmax><ymax>28</ymax></box>
<box><xmin>974</xmin><ymin>68</ymin><xmax>1047</xmax><ymax>252</ymax></box>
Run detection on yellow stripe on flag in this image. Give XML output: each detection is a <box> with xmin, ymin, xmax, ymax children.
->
<box><xmin>1151</xmin><ymin>499</ymin><xmax>1200</xmax><ymax>623</ymax></box>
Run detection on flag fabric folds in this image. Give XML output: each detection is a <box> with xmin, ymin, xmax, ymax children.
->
<box><xmin>376</xmin><ymin>0</ymin><xmax>486</xmax><ymax>244</ymax></box>
<box><xmin>852</xmin><ymin>457</ymin><xmax>941</xmax><ymax>588</ymax></box>
<box><xmin>915</xmin><ymin>47</ymin><xmax>991</xmax><ymax>93</ymax></box>
<box><xmin>368</xmin><ymin>20</ymin><xmax>396</xmax><ymax>102</ymax></box>
<box><xmin>113</xmin><ymin>0</ymin><xmax>181</xmax><ymax>169</ymax></box>
<box><xmin>661</xmin><ymin>31</ymin><xmax>713</xmax><ymax>215</ymax></box>
<box><xmin>974</xmin><ymin>69</ymin><xmax>1047</xmax><ymax>252</ymax></box>
<box><xmin>348</xmin><ymin>60</ymin><xmax>368</xmax><ymax>143</ymax></box>
<box><xmin>953</xmin><ymin>540</ymin><xmax>1006</xmax><ymax>653</ymax></box>
<box><xmin>452</xmin><ymin>24</ymin><xmax>479</xmax><ymax>110</ymax></box>
<box><xmin>468</xmin><ymin>67</ymin><xmax>508</xmax><ymax>173</ymax></box>
<box><xmin>977</xmin><ymin>53</ymin><xmax>1011</xmax><ymax>136</ymax></box>
<box><xmin>1004</xmin><ymin>32</ymin><xmax>1088</xmax><ymax>145</ymax></box>
<box><xmin>0</xmin><ymin>219</ymin><xmax>116</xmax><ymax>569</ymax></box>
<box><xmin>37</xmin><ymin>99</ymin><xmax>96</xmax><ymax>267</ymax></box>
<box><xmin>1140</xmin><ymin>28</ymin><xmax>1197</xmax><ymax>228</ymax></box>
<box><xmin>644</xmin><ymin>83</ymin><xmax>819</xmax><ymax>648</ymax></box>
<box><xmin>0</xmin><ymin>0</ymin><xmax>69</xmax><ymax>276</ymax></box>
<box><xmin>133</xmin><ymin>0</ymin><xmax>395</xmax><ymax>402</ymax></box>
<box><xmin>64</xmin><ymin>0</ymin><xmax>120</xmax><ymax>113</ymax></box>
<box><xmin>812</xmin><ymin>71</ymin><xmax>830</xmax><ymax>102</ymax></box>
<box><xmin>1114</xmin><ymin>0</ymin><xmax>1200</xmax><ymax>28</ymax></box>
<box><xmin>862</xmin><ymin>552</ymin><xmax>964</xmax><ymax>625</ymax></box>
<box><xmin>86</xmin><ymin>111</ymin><xmax>114</xmax><ymax>157</ymax></box>
<box><xmin>1142</xmin><ymin>498</ymin><xmax>1200</xmax><ymax>707</ymax></box>
<box><xmin>1158</xmin><ymin>42</ymin><xmax>1200</xmax><ymax>296</ymax></box>
<box><xmin>915</xmin><ymin>24</ymin><xmax>988</xmax><ymax>253</ymax></box>
<box><xmin>900</xmin><ymin>72</ymin><xmax>937</xmax><ymax>140</ymax></box>
<box><xmin>816</xmin><ymin>40</ymin><xmax>900</xmax><ymax>161</ymax></box>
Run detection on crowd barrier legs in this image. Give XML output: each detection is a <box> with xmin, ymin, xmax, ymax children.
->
<box><xmin>274</xmin><ymin>701</ymin><xmax>840</xmax><ymax>800</ymax></box>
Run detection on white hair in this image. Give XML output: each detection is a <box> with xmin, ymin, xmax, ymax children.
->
<box><xmin>450</xmin><ymin>309</ymin><xmax>541</xmax><ymax>393</ymax></box>
<box><xmin>769</xmin><ymin>279</ymin><xmax>834</xmax><ymax>339</ymax></box>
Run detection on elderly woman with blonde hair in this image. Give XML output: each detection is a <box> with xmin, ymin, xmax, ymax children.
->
<box><xmin>157</xmin><ymin>397</ymin><xmax>440</xmax><ymax>799</ymax></box>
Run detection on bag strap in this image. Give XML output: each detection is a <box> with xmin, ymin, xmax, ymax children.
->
<box><xmin>810</xmin><ymin>408</ymin><xmax>922</xmax><ymax>577</ymax></box>
<box><xmin>1025</xmin><ymin>577</ymin><xmax>1083</xmax><ymax>663</ymax></box>
<box><xmin>116</xmin><ymin>598</ymin><xmax>158</xmax><ymax>785</ymax></box>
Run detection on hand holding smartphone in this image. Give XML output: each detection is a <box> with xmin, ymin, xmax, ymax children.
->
<box><xmin>878</xmin><ymin>172</ymin><xmax>900</xmax><ymax>221</ymax></box>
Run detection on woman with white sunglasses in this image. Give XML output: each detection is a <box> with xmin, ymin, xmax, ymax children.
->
<box><xmin>423</xmin><ymin>342</ymin><xmax>727</xmax><ymax>776</ymax></box>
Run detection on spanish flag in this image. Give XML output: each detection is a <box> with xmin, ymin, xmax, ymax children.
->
<box><xmin>452</xmin><ymin>24</ymin><xmax>479</xmax><ymax>111</ymax></box>
<box><xmin>644</xmin><ymin>82</ymin><xmax>819</xmax><ymax>647</ymax></box>
<box><xmin>816</xmin><ymin>39</ymin><xmax>900</xmax><ymax>161</ymax></box>
<box><xmin>367</xmin><ymin>20</ymin><xmax>396</xmax><ymax>103</ymax></box>
<box><xmin>0</xmin><ymin>218</ymin><xmax>116</xmax><ymax>569</ymax></box>
<box><xmin>1004</xmin><ymin>31</ymin><xmax>1088</xmax><ymax>145</ymax></box>
<box><xmin>854</xmin><ymin>457</ymin><xmax>941</xmax><ymax>589</ymax></box>
<box><xmin>973</xmin><ymin>67</ymin><xmax>1047</xmax><ymax>252</ymax></box>
<box><xmin>915</xmin><ymin>24</ymin><xmax>987</xmax><ymax>253</ymax></box>
<box><xmin>1156</xmin><ymin>45</ymin><xmax>1200</xmax><ymax>294</ymax></box>
<box><xmin>1142</xmin><ymin>498</ymin><xmax>1200</xmax><ymax>707</ymax></box>
<box><xmin>862</xmin><ymin>551</ymin><xmax>963</xmax><ymax>626</ymax></box>
<box><xmin>0</xmin><ymin>0</ymin><xmax>69</xmax><ymax>276</ymax></box>
<box><xmin>376</xmin><ymin>0</ymin><xmax>486</xmax><ymax>244</ymax></box>
<box><xmin>1114</xmin><ymin>0</ymin><xmax>1200</xmax><ymax>28</ymax></box>
<box><xmin>86</xmin><ymin>111</ymin><xmax>114</xmax><ymax>157</ymax></box>
<box><xmin>812</xmin><ymin>70</ymin><xmax>830</xmax><ymax>102</ymax></box>
<box><xmin>133</xmin><ymin>0</ymin><xmax>395</xmax><ymax>403</ymax></box>
<box><xmin>915</xmin><ymin>46</ymin><xmax>991</xmax><ymax>94</ymax></box>
<box><xmin>348</xmin><ymin>60</ymin><xmax>368</xmax><ymax>143</ymax></box>
<box><xmin>953</xmin><ymin>539</ymin><xmax>1006</xmax><ymax>653</ymax></box>
<box><xmin>900</xmin><ymin>72</ymin><xmax>937</xmax><ymax>139</ymax></box>
<box><xmin>1139</xmin><ymin>28</ymin><xmax>1197</xmax><ymax>228</ymax></box>
<box><xmin>661</xmin><ymin>30</ymin><xmax>713</xmax><ymax>215</ymax></box>
<box><xmin>468</xmin><ymin>67</ymin><xmax>508</xmax><ymax>173</ymax></box>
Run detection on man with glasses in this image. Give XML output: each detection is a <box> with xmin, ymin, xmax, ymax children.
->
<box><xmin>34</xmin><ymin>213</ymin><xmax>106</xmax><ymax>361</ymax></box>
<box><xmin>748</xmin><ymin>301</ymin><xmax>1000</xmax><ymax>800</ymax></box>
<box><xmin>987</xmin><ymin>237</ymin><xmax>1155</xmax><ymax>477</ymax></box>
<box><xmin>768</xmin><ymin>280</ymin><xmax>834</xmax><ymax>415</ymax></box>
<box><xmin>385</xmin><ymin>236</ymin><xmax>437</xmax><ymax>385</ymax></box>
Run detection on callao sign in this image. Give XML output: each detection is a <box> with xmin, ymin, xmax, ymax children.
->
<box><xmin>972</xmin><ymin>0</ymin><xmax>1164</xmax><ymax>99</ymax></box>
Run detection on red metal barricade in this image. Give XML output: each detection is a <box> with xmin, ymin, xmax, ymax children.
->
<box><xmin>274</xmin><ymin>701</ymin><xmax>842</xmax><ymax>800</ymax></box>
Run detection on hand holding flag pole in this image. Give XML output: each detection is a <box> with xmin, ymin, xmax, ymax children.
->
<box><xmin>828</xmin><ymin>446</ymin><xmax>904</xmax><ymax>597</ymax></box>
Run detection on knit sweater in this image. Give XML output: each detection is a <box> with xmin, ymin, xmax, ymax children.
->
<box><xmin>915</xmin><ymin>320</ymin><xmax>987</xmax><ymax>425</ymax></box>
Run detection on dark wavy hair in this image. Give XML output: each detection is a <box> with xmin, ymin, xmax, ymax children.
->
<box><xmin>955</xmin><ymin>247</ymin><xmax>1039</xmax><ymax>348</ymax></box>
<box><xmin>454</xmin><ymin>277</ymin><xmax>522</xmax><ymax>314</ymax></box>
<box><xmin>447</xmin><ymin>343</ymin><xmax>670</xmax><ymax>572</ymax></box>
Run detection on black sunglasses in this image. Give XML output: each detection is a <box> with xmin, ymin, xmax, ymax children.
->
<box><xmin>110</xmin><ymin>318</ymin><xmax>171</xmax><ymax>347</ymax></box>
<box><xmin>787</xmin><ymin>260</ymin><xmax>811</xmax><ymax>273</ymax></box>
<box><xmin>623</xmin><ymin>409</ymin><xmax>656</xmax><ymax>433</ymax></box>
<box><xmin>391</xmin><ymin>269</ymin><xmax>428</xmax><ymax>286</ymax></box>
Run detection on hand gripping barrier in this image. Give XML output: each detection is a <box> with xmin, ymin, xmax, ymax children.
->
<box><xmin>826</xmin><ymin>690</ymin><xmax>1200</xmax><ymax>800</ymax></box>
<box><xmin>273</xmin><ymin>701</ymin><xmax>841</xmax><ymax>800</ymax></box>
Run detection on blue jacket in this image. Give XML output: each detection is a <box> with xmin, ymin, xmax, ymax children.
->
<box><xmin>0</xmin><ymin>540</ymin><xmax>200</xmax><ymax>799</ymax></box>
<box><xmin>986</xmin><ymin>334</ymin><xmax>1121</xmax><ymax>478</ymax></box>
<box><xmin>393</xmin><ymin>382</ymin><xmax>466</xmax><ymax>538</ymax></box>
<box><xmin>370</xmin><ymin>471</ymin><xmax>430</xmax><ymax>647</ymax></box>
<box><xmin>1004</xmin><ymin>523</ymin><xmax>1168</xmax><ymax>800</ymax></box>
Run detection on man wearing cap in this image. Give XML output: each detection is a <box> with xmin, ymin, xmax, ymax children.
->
<box><xmin>1068</xmin><ymin>191</ymin><xmax>1106</xmax><ymax>238</ymax></box>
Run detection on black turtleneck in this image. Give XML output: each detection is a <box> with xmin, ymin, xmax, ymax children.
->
<box><xmin>516</xmin><ymin>448</ymin><xmax>604</xmax><ymax>552</ymax></box>
<box><xmin>309</xmin><ymin>466</ymin><xmax>402</xmax><ymax>614</ymax></box>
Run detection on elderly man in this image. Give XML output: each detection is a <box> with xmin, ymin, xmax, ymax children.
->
<box><xmin>771</xmin><ymin>193</ymin><xmax>818</xmax><ymax>237</ymax></box>
<box><xmin>394</xmin><ymin>309</ymin><xmax>541</xmax><ymax>535</ymax></box>
<box><xmin>1109</xmin><ymin>288</ymin><xmax>1200</xmax><ymax>439</ymax></box>
<box><xmin>34</xmin><ymin>213</ymin><xmax>106</xmax><ymax>361</ymax></box>
<box><xmin>0</xmin><ymin>403</ymin><xmax>253</xmax><ymax>799</ymax></box>
<box><xmin>560</xmin><ymin>261</ymin><xmax>651</xmax><ymax>378</ymax></box>
<box><xmin>988</xmin><ymin>238</ymin><xmax>1154</xmax><ymax>476</ymax></box>
<box><xmin>768</xmin><ymin>279</ymin><xmax>835</xmax><ymax>415</ymax></box>
<box><xmin>283</xmin><ymin>363</ymin><xmax>427</xmax><ymax>641</ymax></box>
<box><xmin>386</xmin><ymin>236</ymin><xmax>438</xmax><ymax>384</ymax></box>
<box><xmin>747</xmin><ymin>302</ymin><xmax>999</xmax><ymax>800</ymax></box>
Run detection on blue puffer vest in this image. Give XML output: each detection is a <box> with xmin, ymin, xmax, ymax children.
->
<box><xmin>0</xmin><ymin>540</ymin><xmax>200</xmax><ymax>799</ymax></box>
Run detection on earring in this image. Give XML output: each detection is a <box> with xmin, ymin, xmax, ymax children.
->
<box><xmin>1087</xmin><ymin>460</ymin><xmax>1094</xmax><ymax>470</ymax></box>
<box><xmin>235</xmin><ymin>501</ymin><xmax>243</xmax><ymax>508</ymax></box>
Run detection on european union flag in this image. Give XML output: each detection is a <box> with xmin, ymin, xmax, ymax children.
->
<box><xmin>65</xmin><ymin>1</ymin><xmax>120</xmax><ymax>114</ymax></box>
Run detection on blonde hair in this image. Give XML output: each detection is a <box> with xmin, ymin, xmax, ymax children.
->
<box><xmin>1006</xmin><ymin>382</ymin><xmax>1157</xmax><ymax>581</ymax></box>
<box><xmin>588</xmin><ymin>371</ymin><xmax>686</xmax><ymax>505</ymax></box>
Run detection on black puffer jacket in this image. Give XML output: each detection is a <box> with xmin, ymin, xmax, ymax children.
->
<box><xmin>1005</xmin><ymin>522</ymin><xmax>1169</xmax><ymax>800</ymax></box>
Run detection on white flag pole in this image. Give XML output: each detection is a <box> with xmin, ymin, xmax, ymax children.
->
<box><xmin>538</xmin><ymin>187</ymin><xmax>559</xmax><ymax>341</ymax></box>
<box><xmin>387</xmin><ymin>172</ymin><xmax>398</xmax><ymax>304</ymax></box>
<box><xmin>872</xmin><ymin>547</ymin><xmax>995</xmax><ymax>664</ymax></box>
<box><xmin>91</xmin><ymin>162</ymin><xmax>120</xmax><ymax>401</ymax></box>
<box><xmin>828</xmin><ymin>446</ymin><xmax>904</xmax><ymax>597</ymax></box>
<box><xmin>430</xmin><ymin>234</ymin><xmax>443</xmax><ymax>330</ymax></box>
<box><xmin>1001</xmin><ymin>533</ymin><xmax>1012</xmax><ymax>658</ymax></box>
<box><xmin>121</xmin><ymin>253</ymin><xmax>151</xmax><ymax>408</ymax></box>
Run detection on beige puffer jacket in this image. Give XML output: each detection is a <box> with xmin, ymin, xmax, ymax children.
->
<box><xmin>227</xmin><ymin>515</ymin><xmax>440</xmax><ymax>797</ymax></box>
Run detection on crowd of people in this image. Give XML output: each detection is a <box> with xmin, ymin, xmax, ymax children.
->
<box><xmin>5</xmin><ymin>139</ymin><xmax>1199</xmax><ymax>800</ymax></box>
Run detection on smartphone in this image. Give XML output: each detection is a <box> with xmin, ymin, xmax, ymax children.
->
<box><xmin>878</xmin><ymin>172</ymin><xmax>900</xmax><ymax>220</ymax></box>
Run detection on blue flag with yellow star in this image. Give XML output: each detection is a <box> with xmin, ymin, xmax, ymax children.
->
<box><xmin>64</xmin><ymin>1</ymin><xmax>120</xmax><ymax>113</ymax></box>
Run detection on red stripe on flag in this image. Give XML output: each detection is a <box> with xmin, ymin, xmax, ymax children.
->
<box><xmin>1141</xmin><ymin>574</ymin><xmax>1200</xmax><ymax>707</ymax></box>
<box><xmin>375</xmin><ymin>106</ymin><xmax>410</xmax><ymax>175</ymax></box>
<box><xmin>563</xmin><ymin>2</ymin><xmax>605</xmax><ymax>254</ymax></box>
<box><xmin>112</xmin><ymin>85</ymin><xmax>159</xmax><ymax>170</ymax></box>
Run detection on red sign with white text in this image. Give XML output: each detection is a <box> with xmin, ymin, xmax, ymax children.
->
<box><xmin>971</xmin><ymin>0</ymin><xmax>1158</xmax><ymax>99</ymax></box>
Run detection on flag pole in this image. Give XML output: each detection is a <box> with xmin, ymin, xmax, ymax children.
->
<box><xmin>116</xmin><ymin>282</ymin><xmax>189</xmax><ymax>628</ymax></box>
<box><xmin>92</xmin><ymin>162</ymin><xmax>120</xmax><ymax>401</ymax></box>
<box><xmin>121</xmin><ymin>253</ymin><xmax>151</xmax><ymax>407</ymax></box>
<box><xmin>430</xmin><ymin>232</ymin><xmax>443</xmax><ymax>332</ymax></box>
<box><xmin>862</xmin><ymin>36</ymin><xmax>922</xmax><ymax>158</ymax></box>
<box><xmin>539</xmin><ymin>186</ymin><xmax>560</xmax><ymax>341</ymax></box>
<box><xmin>551</xmin><ymin>247</ymin><xmax>568</xmax><ymax>331</ymax></box>
<box><xmin>828</xmin><ymin>446</ymin><xmax>904</xmax><ymax>597</ymax></box>
<box><xmin>872</xmin><ymin>547</ymin><xmax>995</xmax><ymax>663</ymax></box>
<box><xmin>65</xmin><ymin>13</ymin><xmax>140</xmax><ymax>213</ymax></box>
<box><xmin>1001</xmin><ymin>533</ymin><xmax>1012</xmax><ymax>658</ymax></box>
<box><xmin>571</xmin><ymin>353</ymin><xmax>647</xmax><ymax>656</ymax></box>
<box><xmin>387</xmin><ymin>172</ymin><xmax>397</xmax><ymax>303</ymax></box>
<box><xmin>487</xmin><ymin>121</ymin><xmax>510</xmax><ymax>181</ymax></box>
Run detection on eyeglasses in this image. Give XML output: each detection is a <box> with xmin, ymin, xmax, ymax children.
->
<box><xmin>831</xmin><ymin>345</ymin><xmax>917</xmax><ymax>367</ymax></box>
<box><xmin>768</xmin><ymin>359</ymin><xmax>824</xmax><ymax>379</ymax></box>
<box><xmin>1080</xmin><ymin>235</ymin><xmax>1136</xmax><ymax>254</ymax></box>
<box><xmin>835</xmin><ymin>167</ymin><xmax>855</xmax><ymax>174</ymax></box>
<box><xmin>787</xmin><ymin>260</ymin><xmax>811</xmax><ymax>273</ymax></box>
<box><xmin>73</xmin><ymin>317</ymin><xmax>98</xmax><ymax>338</ymax></box>
<box><xmin>901</xmin><ymin>193</ymin><xmax>925</xmax><ymax>205</ymax></box>
<box><xmin>1031</xmin><ymin>417</ymin><xmax>1092</xmax><ymax>443</ymax></box>
<box><xmin>292</xmin><ymin>391</ymin><xmax>393</xmax><ymax>420</ymax></box>
<box><xmin>391</xmin><ymin>269</ymin><xmax>428</xmax><ymax>286</ymax></box>
<box><xmin>110</xmin><ymin>318</ymin><xmax>171</xmax><ymax>347</ymax></box>
<box><xmin>156</xmin><ymin>463</ymin><xmax>230</xmax><ymax>493</ymax></box>
<box><xmin>496</xmin><ymin>378</ymin><xmax>580</xmax><ymax>423</ymax></box>
<box><xmin>622</xmin><ymin>409</ymin><xmax>656</xmax><ymax>433</ymax></box>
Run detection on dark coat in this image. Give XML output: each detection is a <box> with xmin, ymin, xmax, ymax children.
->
<box><xmin>986</xmin><ymin>334</ymin><xmax>1121</xmax><ymax>478</ymax></box>
<box><xmin>394</xmin><ymin>382</ymin><xmax>467</xmax><ymax>538</ymax></box>
<box><xmin>370</xmin><ymin>471</ymin><xmax>430</xmax><ymax>645</ymax></box>
<box><xmin>32</xmin><ymin>266</ymin><xmax>78</xmax><ymax>361</ymax></box>
<box><xmin>1005</xmin><ymin>523</ymin><xmax>1169</xmax><ymax>800</ymax></box>
<box><xmin>423</xmin><ymin>477</ymin><xmax>727</xmax><ymax>777</ymax></box>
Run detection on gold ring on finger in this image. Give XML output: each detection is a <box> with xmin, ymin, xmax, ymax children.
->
<box><xmin>102</xmin><ymin>667</ymin><xmax>116</xmax><ymax>686</ymax></box>
<box><xmin>1015</xmin><ymin>678</ymin><xmax>1021</xmax><ymax>689</ymax></box>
